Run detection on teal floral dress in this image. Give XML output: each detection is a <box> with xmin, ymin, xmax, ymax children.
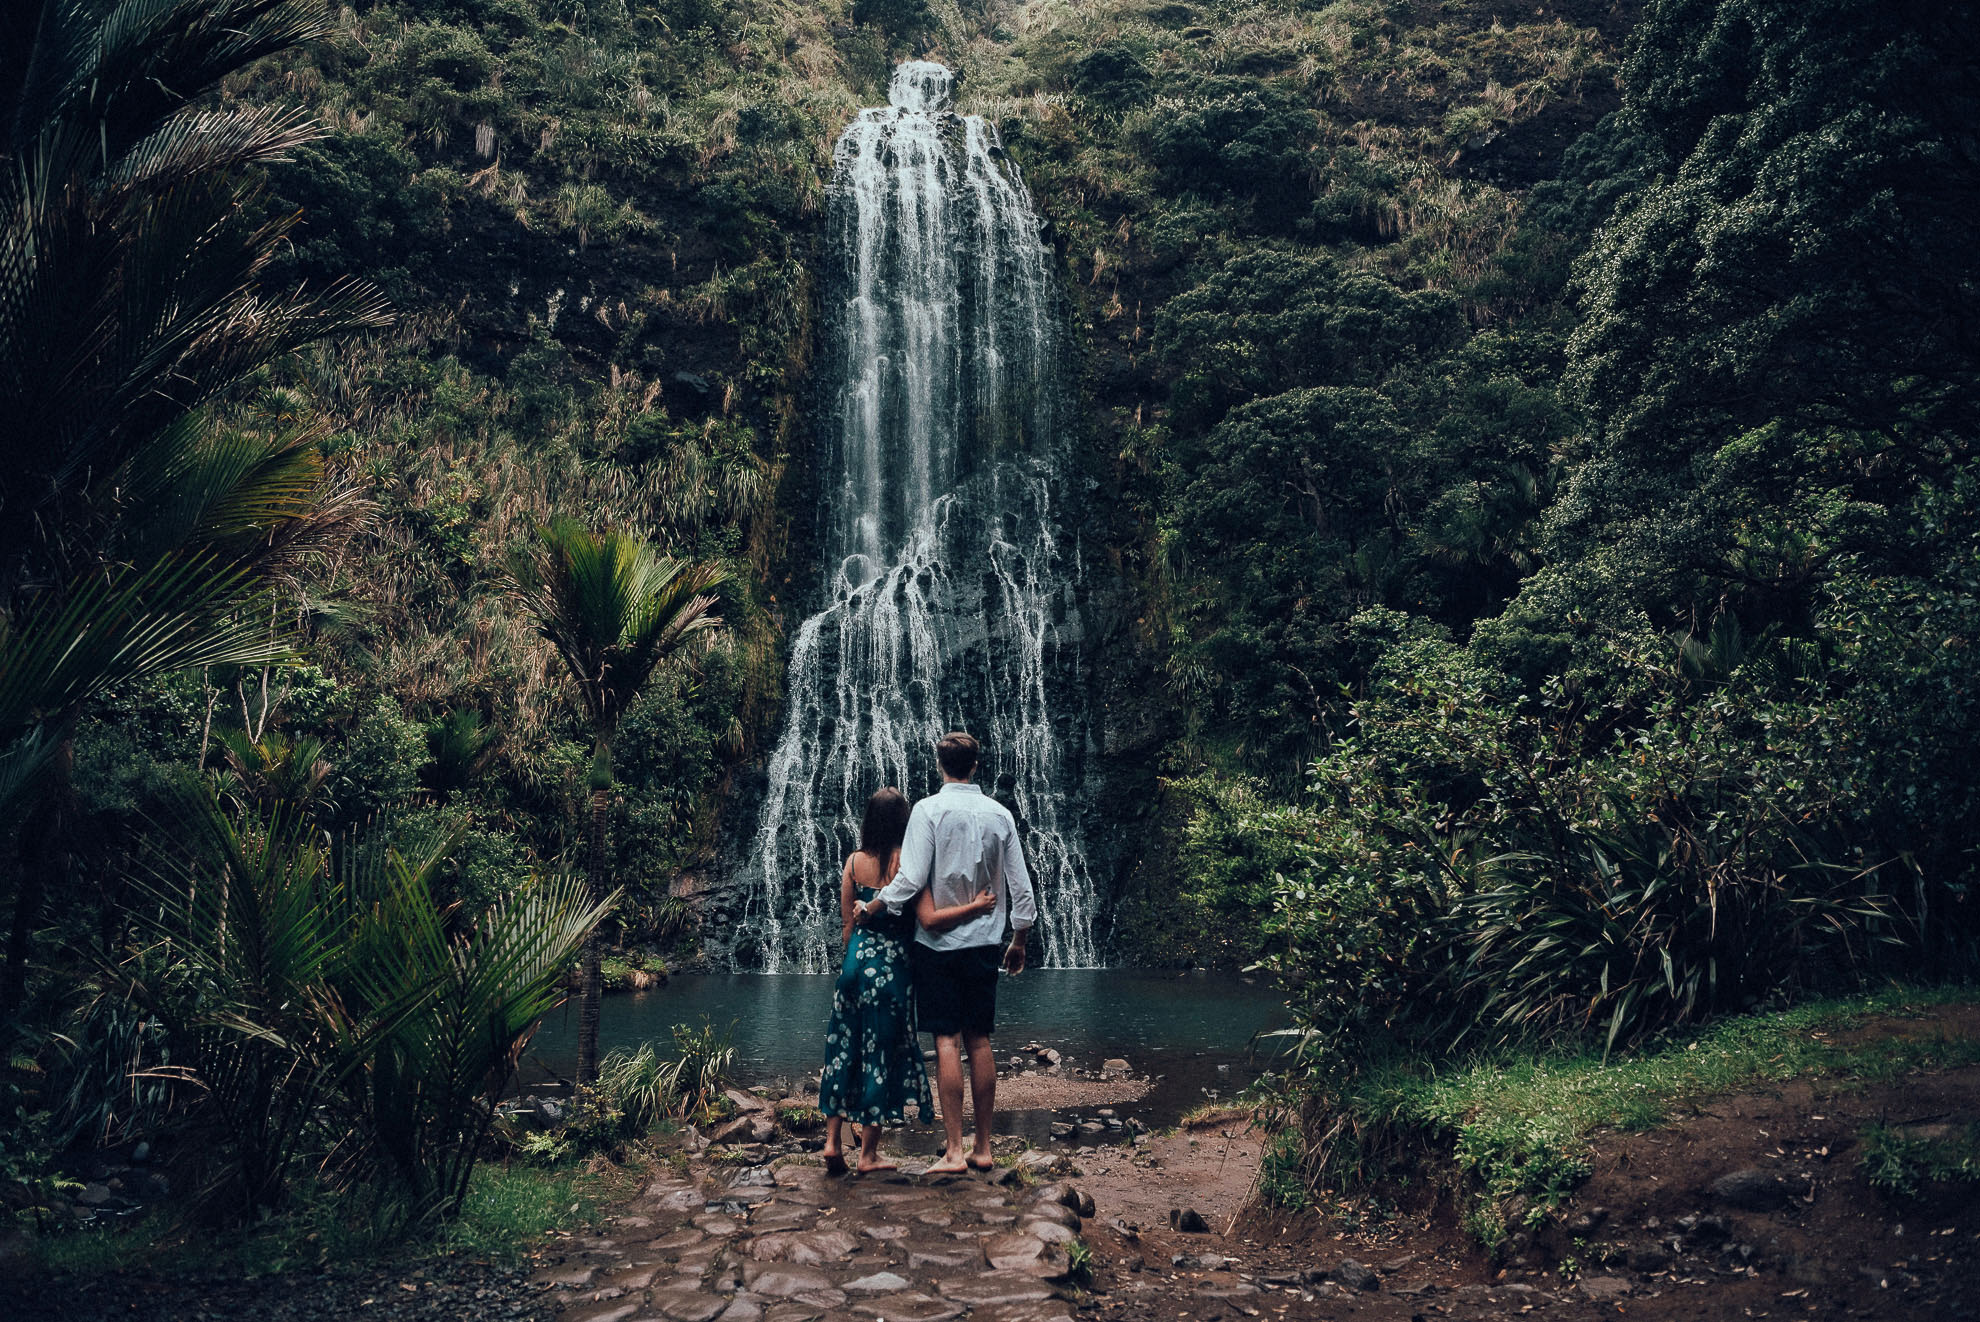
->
<box><xmin>818</xmin><ymin>882</ymin><xmax>931</xmax><ymax>1126</ymax></box>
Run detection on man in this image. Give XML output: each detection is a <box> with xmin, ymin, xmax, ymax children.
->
<box><xmin>860</xmin><ymin>731</ymin><xmax>1034</xmax><ymax>1174</ymax></box>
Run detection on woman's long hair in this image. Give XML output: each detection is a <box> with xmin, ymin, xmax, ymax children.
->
<box><xmin>859</xmin><ymin>787</ymin><xmax>910</xmax><ymax>859</ymax></box>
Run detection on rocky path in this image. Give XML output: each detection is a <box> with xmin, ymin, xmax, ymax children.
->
<box><xmin>532</xmin><ymin>1156</ymin><xmax>1091</xmax><ymax>1322</ymax></box>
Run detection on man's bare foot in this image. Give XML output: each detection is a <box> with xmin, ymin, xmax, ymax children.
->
<box><xmin>855</xmin><ymin>1159</ymin><xmax>899</xmax><ymax>1174</ymax></box>
<box><xmin>924</xmin><ymin>1155</ymin><xmax>970</xmax><ymax>1175</ymax></box>
<box><xmin>965</xmin><ymin>1154</ymin><xmax>996</xmax><ymax>1171</ymax></box>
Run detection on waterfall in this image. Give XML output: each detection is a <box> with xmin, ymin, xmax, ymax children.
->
<box><xmin>727</xmin><ymin>61</ymin><xmax>1097</xmax><ymax>973</ymax></box>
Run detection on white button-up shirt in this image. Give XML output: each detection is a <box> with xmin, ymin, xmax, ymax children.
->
<box><xmin>874</xmin><ymin>781</ymin><xmax>1036</xmax><ymax>951</ymax></box>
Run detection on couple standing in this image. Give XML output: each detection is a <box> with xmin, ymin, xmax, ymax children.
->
<box><xmin>817</xmin><ymin>731</ymin><xmax>1035</xmax><ymax>1176</ymax></box>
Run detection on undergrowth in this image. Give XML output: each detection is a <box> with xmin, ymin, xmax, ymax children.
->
<box><xmin>26</xmin><ymin>1159</ymin><xmax>617</xmax><ymax>1277</ymax></box>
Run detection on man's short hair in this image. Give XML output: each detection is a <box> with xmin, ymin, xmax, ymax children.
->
<box><xmin>935</xmin><ymin>731</ymin><xmax>979</xmax><ymax>779</ymax></box>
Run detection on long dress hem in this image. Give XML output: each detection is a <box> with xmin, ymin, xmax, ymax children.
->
<box><xmin>816</xmin><ymin>882</ymin><xmax>932</xmax><ymax>1127</ymax></box>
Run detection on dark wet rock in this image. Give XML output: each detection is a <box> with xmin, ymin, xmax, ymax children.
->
<box><xmin>1628</xmin><ymin>1245</ymin><xmax>1671</xmax><ymax>1272</ymax></box>
<box><xmin>1578</xmin><ymin>1275</ymin><xmax>1632</xmax><ymax>1302</ymax></box>
<box><xmin>1172</xmin><ymin>1253</ymin><xmax>1235</xmax><ymax>1271</ymax></box>
<box><xmin>712</xmin><ymin>1116</ymin><xmax>756</xmax><ymax>1143</ymax></box>
<box><xmin>1021</xmin><ymin>1198</ymin><xmax>1081</xmax><ymax>1232</ymax></box>
<box><xmin>1567</xmin><ymin>1205</ymin><xmax>1610</xmax><ymax>1234</ymax></box>
<box><xmin>1019</xmin><ymin>1218</ymin><xmax>1077</xmax><ymax>1244</ymax></box>
<box><xmin>76</xmin><ymin>1183</ymin><xmax>113</xmax><ymax>1207</ymax></box>
<box><xmin>1709</xmin><ymin>1167</ymin><xmax>1794</xmax><ymax>1210</ymax></box>
<box><xmin>1170</xmin><ymin>1207</ymin><xmax>1210</xmax><ymax>1233</ymax></box>
<box><xmin>1334</xmin><ymin>1259</ymin><xmax>1381</xmax><ymax>1291</ymax></box>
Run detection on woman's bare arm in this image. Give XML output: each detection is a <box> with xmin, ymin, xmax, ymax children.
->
<box><xmin>839</xmin><ymin>855</ymin><xmax>858</xmax><ymax>946</ymax></box>
<box><xmin>916</xmin><ymin>886</ymin><xmax>997</xmax><ymax>932</ymax></box>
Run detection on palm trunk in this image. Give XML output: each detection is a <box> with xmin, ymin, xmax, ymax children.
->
<box><xmin>575</xmin><ymin>737</ymin><xmax>613</xmax><ymax>1086</ymax></box>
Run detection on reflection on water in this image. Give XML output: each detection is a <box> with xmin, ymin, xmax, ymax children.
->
<box><xmin>525</xmin><ymin>969</ymin><xmax>1292</xmax><ymax>1129</ymax></box>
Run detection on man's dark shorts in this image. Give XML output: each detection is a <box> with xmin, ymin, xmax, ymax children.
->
<box><xmin>910</xmin><ymin>941</ymin><xmax>1001</xmax><ymax>1037</ymax></box>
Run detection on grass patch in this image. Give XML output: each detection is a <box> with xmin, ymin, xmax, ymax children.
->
<box><xmin>1334</xmin><ymin>984</ymin><xmax>1980</xmax><ymax>1233</ymax></box>
<box><xmin>1857</xmin><ymin>1122</ymin><xmax>1980</xmax><ymax>1198</ymax></box>
<box><xmin>442</xmin><ymin>1160</ymin><xmax>609</xmax><ymax>1259</ymax></box>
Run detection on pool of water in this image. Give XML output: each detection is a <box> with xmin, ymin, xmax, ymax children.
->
<box><xmin>523</xmin><ymin>969</ymin><xmax>1293</xmax><ymax>1134</ymax></box>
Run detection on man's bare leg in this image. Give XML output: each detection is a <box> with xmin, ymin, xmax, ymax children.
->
<box><xmin>965</xmin><ymin>1031</ymin><xmax>996</xmax><ymax>1169</ymax></box>
<box><xmin>927</xmin><ymin>1032</ymin><xmax>969</xmax><ymax>1173</ymax></box>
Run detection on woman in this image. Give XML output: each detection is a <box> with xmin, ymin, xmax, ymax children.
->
<box><xmin>819</xmin><ymin>787</ymin><xmax>994</xmax><ymax>1175</ymax></box>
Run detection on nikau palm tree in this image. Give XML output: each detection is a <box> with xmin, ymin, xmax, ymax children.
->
<box><xmin>505</xmin><ymin>521</ymin><xmax>727</xmax><ymax>1083</ymax></box>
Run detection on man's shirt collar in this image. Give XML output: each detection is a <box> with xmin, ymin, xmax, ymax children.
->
<box><xmin>938</xmin><ymin>781</ymin><xmax>983</xmax><ymax>794</ymax></box>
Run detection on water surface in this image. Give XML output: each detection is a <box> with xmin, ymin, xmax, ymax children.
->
<box><xmin>525</xmin><ymin>969</ymin><xmax>1292</xmax><ymax>1131</ymax></box>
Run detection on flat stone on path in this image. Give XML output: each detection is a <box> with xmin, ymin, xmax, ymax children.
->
<box><xmin>761</xmin><ymin>1305</ymin><xmax>825</xmax><ymax>1322</ymax></box>
<box><xmin>743</xmin><ymin>1232</ymin><xmax>800</xmax><ymax>1261</ymax></box>
<box><xmin>785</xmin><ymin>1228</ymin><xmax>860</xmax><ymax>1263</ymax></box>
<box><xmin>600</xmin><ymin>1262</ymin><xmax>666</xmax><ymax>1291</ymax></box>
<box><xmin>964</xmin><ymin>1303</ymin><xmax>1076</xmax><ymax>1322</ymax></box>
<box><xmin>741</xmin><ymin>1264</ymin><xmax>835</xmax><ymax>1298</ymax></box>
<box><xmin>533</xmin><ymin>1263</ymin><xmax>598</xmax><ymax>1288</ymax></box>
<box><xmin>715</xmin><ymin>1298</ymin><xmax>764</xmax><ymax>1322</ymax></box>
<box><xmin>649</xmin><ymin>1283</ymin><xmax>732</xmax><ymax>1322</ymax></box>
<box><xmin>561</xmin><ymin>1303</ymin><xmax>639</xmax><ymax>1322</ymax></box>
<box><xmin>849</xmin><ymin>1292</ymin><xmax>964</xmax><ymax>1321</ymax></box>
<box><xmin>1019</xmin><ymin>1218</ymin><xmax>1077</xmax><ymax>1244</ymax></box>
<box><xmin>935</xmin><ymin>1272</ymin><xmax>1056</xmax><ymax>1306</ymax></box>
<box><xmin>842</xmin><ymin>1271</ymin><xmax>912</xmax><ymax>1292</ymax></box>
<box><xmin>650</xmin><ymin>1228</ymin><xmax>707</xmax><ymax>1250</ymax></box>
<box><xmin>907</xmin><ymin>1247</ymin><xmax>981</xmax><ymax>1270</ymax></box>
<box><xmin>647</xmin><ymin>1185</ymin><xmax>706</xmax><ymax>1214</ymax></box>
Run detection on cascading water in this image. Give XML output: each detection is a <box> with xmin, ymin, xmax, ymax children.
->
<box><xmin>728</xmin><ymin>61</ymin><xmax>1097</xmax><ymax>973</ymax></box>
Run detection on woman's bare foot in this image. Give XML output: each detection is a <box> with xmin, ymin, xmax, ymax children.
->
<box><xmin>823</xmin><ymin>1150</ymin><xmax>849</xmax><ymax>1177</ymax></box>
